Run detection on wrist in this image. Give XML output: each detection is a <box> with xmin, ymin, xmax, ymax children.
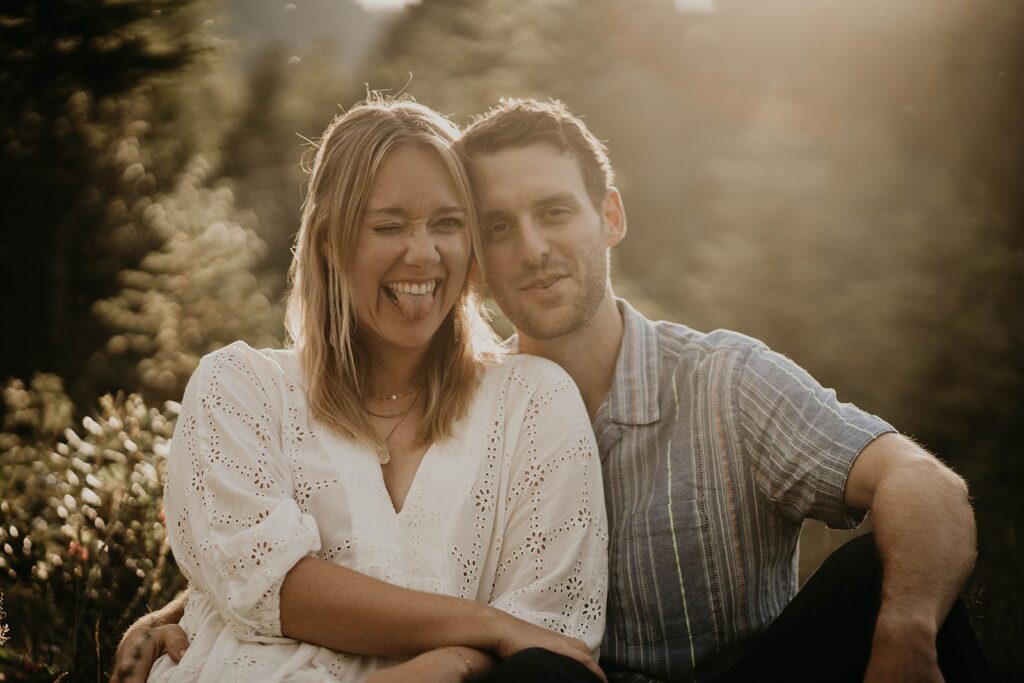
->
<box><xmin>407</xmin><ymin>648</ymin><xmax>472</xmax><ymax>682</ymax></box>
<box><xmin>876</xmin><ymin>598</ymin><xmax>941</xmax><ymax>637</ymax></box>
<box><xmin>467</xmin><ymin>603</ymin><xmax>507</xmax><ymax>652</ymax></box>
<box><xmin>442</xmin><ymin>647</ymin><xmax>475</xmax><ymax>679</ymax></box>
<box><xmin>873</xmin><ymin>603</ymin><xmax>939</xmax><ymax>661</ymax></box>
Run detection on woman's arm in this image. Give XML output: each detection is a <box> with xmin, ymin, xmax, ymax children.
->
<box><xmin>364</xmin><ymin>647</ymin><xmax>495</xmax><ymax>683</ymax></box>
<box><xmin>111</xmin><ymin>565</ymin><xmax>598</xmax><ymax>683</ymax></box>
<box><xmin>280</xmin><ymin>556</ymin><xmax>591</xmax><ymax>658</ymax></box>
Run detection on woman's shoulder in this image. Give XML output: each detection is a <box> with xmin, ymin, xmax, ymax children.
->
<box><xmin>189</xmin><ymin>341</ymin><xmax>301</xmax><ymax>400</ymax></box>
<box><xmin>481</xmin><ymin>353</ymin><xmax>579</xmax><ymax>401</ymax></box>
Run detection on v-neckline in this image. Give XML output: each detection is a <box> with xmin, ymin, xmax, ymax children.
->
<box><xmin>380</xmin><ymin>441</ymin><xmax>437</xmax><ymax>517</ymax></box>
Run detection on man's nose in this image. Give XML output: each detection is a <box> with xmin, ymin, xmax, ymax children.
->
<box><xmin>404</xmin><ymin>226</ymin><xmax>442</xmax><ymax>268</ymax></box>
<box><xmin>516</xmin><ymin>220</ymin><xmax>550</xmax><ymax>265</ymax></box>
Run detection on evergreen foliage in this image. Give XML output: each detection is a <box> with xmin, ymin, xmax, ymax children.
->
<box><xmin>0</xmin><ymin>0</ymin><xmax>1020</xmax><ymax>676</ymax></box>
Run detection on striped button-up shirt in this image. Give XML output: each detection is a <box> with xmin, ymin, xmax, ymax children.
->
<box><xmin>591</xmin><ymin>300</ymin><xmax>894</xmax><ymax>682</ymax></box>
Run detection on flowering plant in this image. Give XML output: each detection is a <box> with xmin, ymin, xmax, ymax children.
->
<box><xmin>0</xmin><ymin>374</ymin><xmax>186</xmax><ymax>680</ymax></box>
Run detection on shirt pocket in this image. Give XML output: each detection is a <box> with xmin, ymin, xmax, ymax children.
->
<box><xmin>610</xmin><ymin>497</ymin><xmax>718</xmax><ymax>651</ymax></box>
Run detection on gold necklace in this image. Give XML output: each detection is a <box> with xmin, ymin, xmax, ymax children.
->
<box><xmin>366</xmin><ymin>387</ymin><xmax>418</xmax><ymax>401</ymax></box>
<box><xmin>364</xmin><ymin>403</ymin><xmax>413</xmax><ymax>419</ymax></box>
<box><xmin>373</xmin><ymin>396</ymin><xmax>419</xmax><ymax>465</ymax></box>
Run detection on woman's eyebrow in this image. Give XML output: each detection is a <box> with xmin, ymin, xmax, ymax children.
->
<box><xmin>364</xmin><ymin>207</ymin><xmax>407</xmax><ymax>218</ymax></box>
<box><xmin>364</xmin><ymin>206</ymin><xmax>466</xmax><ymax>216</ymax></box>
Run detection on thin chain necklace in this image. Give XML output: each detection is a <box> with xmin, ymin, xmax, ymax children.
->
<box><xmin>370</xmin><ymin>394</ymin><xmax>419</xmax><ymax>465</ymax></box>
<box><xmin>364</xmin><ymin>402</ymin><xmax>414</xmax><ymax>419</ymax></box>
<box><xmin>366</xmin><ymin>387</ymin><xmax>418</xmax><ymax>401</ymax></box>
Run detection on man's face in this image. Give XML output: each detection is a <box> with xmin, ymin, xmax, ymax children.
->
<box><xmin>472</xmin><ymin>142</ymin><xmax>624</xmax><ymax>340</ymax></box>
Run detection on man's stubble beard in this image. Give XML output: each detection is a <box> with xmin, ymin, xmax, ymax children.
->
<box><xmin>498</xmin><ymin>236</ymin><xmax>611</xmax><ymax>342</ymax></box>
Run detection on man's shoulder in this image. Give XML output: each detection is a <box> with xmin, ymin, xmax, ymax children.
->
<box><xmin>647</xmin><ymin>316</ymin><xmax>766</xmax><ymax>361</ymax></box>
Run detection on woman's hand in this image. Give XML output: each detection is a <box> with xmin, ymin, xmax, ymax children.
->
<box><xmin>365</xmin><ymin>647</ymin><xmax>486</xmax><ymax>683</ymax></box>
<box><xmin>489</xmin><ymin>614</ymin><xmax>606</xmax><ymax>682</ymax></box>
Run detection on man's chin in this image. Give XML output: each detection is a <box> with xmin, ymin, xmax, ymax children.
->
<box><xmin>514</xmin><ymin>311</ymin><xmax>586</xmax><ymax>341</ymax></box>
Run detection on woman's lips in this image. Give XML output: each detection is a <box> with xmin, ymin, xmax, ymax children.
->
<box><xmin>383</xmin><ymin>279</ymin><xmax>441</xmax><ymax>321</ymax></box>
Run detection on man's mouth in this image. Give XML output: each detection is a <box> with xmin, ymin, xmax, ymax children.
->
<box><xmin>382</xmin><ymin>279</ymin><xmax>440</xmax><ymax>321</ymax></box>
<box><xmin>519</xmin><ymin>274</ymin><xmax>568</xmax><ymax>291</ymax></box>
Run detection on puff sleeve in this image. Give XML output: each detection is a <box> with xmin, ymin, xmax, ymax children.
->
<box><xmin>487</xmin><ymin>360</ymin><xmax>609</xmax><ymax>654</ymax></box>
<box><xmin>163</xmin><ymin>343</ymin><xmax>321</xmax><ymax>642</ymax></box>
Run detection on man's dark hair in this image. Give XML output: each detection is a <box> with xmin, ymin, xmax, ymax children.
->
<box><xmin>458</xmin><ymin>98</ymin><xmax>615</xmax><ymax>209</ymax></box>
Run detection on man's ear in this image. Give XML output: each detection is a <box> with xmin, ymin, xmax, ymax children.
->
<box><xmin>602</xmin><ymin>188</ymin><xmax>627</xmax><ymax>247</ymax></box>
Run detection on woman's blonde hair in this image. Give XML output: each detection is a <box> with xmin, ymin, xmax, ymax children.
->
<box><xmin>286</xmin><ymin>94</ymin><xmax>501</xmax><ymax>458</ymax></box>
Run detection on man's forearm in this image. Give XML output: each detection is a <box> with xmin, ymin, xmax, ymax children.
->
<box><xmin>850</xmin><ymin>434</ymin><xmax>976</xmax><ymax>634</ymax></box>
<box><xmin>129</xmin><ymin>588</ymin><xmax>189</xmax><ymax>634</ymax></box>
<box><xmin>279</xmin><ymin>556</ymin><xmax>504</xmax><ymax>656</ymax></box>
<box><xmin>844</xmin><ymin>434</ymin><xmax>977</xmax><ymax>680</ymax></box>
<box><xmin>870</xmin><ymin>450</ymin><xmax>975</xmax><ymax>628</ymax></box>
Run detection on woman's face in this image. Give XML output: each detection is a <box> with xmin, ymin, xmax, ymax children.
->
<box><xmin>348</xmin><ymin>144</ymin><xmax>471</xmax><ymax>356</ymax></box>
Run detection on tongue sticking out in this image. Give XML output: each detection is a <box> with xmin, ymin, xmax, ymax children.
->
<box><xmin>389</xmin><ymin>288</ymin><xmax>435</xmax><ymax>322</ymax></box>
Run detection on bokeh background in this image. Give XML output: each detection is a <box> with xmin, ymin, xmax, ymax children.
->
<box><xmin>1</xmin><ymin>0</ymin><xmax>1021</xmax><ymax>679</ymax></box>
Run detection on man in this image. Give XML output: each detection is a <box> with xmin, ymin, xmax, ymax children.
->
<box><xmin>114</xmin><ymin>99</ymin><xmax>985</xmax><ymax>682</ymax></box>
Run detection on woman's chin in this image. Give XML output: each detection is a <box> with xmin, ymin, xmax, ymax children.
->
<box><xmin>369</xmin><ymin>315</ymin><xmax>450</xmax><ymax>352</ymax></box>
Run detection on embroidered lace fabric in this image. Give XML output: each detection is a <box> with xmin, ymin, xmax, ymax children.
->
<box><xmin>148</xmin><ymin>341</ymin><xmax>608</xmax><ymax>682</ymax></box>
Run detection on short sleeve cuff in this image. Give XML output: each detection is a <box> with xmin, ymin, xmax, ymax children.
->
<box><xmin>824</xmin><ymin>422</ymin><xmax>898</xmax><ymax>529</ymax></box>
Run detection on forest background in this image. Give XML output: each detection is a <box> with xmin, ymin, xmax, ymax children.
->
<box><xmin>0</xmin><ymin>0</ymin><xmax>1020</xmax><ymax>679</ymax></box>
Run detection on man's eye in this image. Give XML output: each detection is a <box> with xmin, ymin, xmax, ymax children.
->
<box><xmin>436</xmin><ymin>217</ymin><xmax>465</xmax><ymax>231</ymax></box>
<box><xmin>543</xmin><ymin>206</ymin><xmax>572</xmax><ymax>220</ymax></box>
<box><xmin>372</xmin><ymin>224</ymin><xmax>401</xmax><ymax>233</ymax></box>
<box><xmin>486</xmin><ymin>221</ymin><xmax>509</xmax><ymax>238</ymax></box>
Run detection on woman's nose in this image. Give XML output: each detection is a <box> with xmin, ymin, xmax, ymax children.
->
<box><xmin>404</xmin><ymin>227</ymin><xmax>442</xmax><ymax>268</ymax></box>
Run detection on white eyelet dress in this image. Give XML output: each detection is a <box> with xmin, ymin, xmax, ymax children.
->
<box><xmin>148</xmin><ymin>341</ymin><xmax>608</xmax><ymax>682</ymax></box>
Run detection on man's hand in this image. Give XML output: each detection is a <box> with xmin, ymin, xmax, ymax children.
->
<box><xmin>110</xmin><ymin>591</ymin><xmax>190</xmax><ymax>683</ymax></box>
<box><xmin>111</xmin><ymin>623</ymin><xmax>190</xmax><ymax>683</ymax></box>
<box><xmin>864</xmin><ymin>605</ymin><xmax>943</xmax><ymax>683</ymax></box>
<box><xmin>111</xmin><ymin>591</ymin><xmax>190</xmax><ymax>682</ymax></box>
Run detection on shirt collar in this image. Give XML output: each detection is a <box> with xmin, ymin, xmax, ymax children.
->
<box><xmin>505</xmin><ymin>299</ymin><xmax>661</xmax><ymax>426</ymax></box>
<box><xmin>605</xmin><ymin>298</ymin><xmax>661</xmax><ymax>426</ymax></box>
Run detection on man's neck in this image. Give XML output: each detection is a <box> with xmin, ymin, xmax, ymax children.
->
<box><xmin>518</xmin><ymin>293</ymin><xmax>624</xmax><ymax>419</ymax></box>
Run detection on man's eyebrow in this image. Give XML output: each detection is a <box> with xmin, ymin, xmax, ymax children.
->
<box><xmin>479</xmin><ymin>207</ymin><xmax>510</xmax><ymax>224</ymax></box>
<box><xmin>535</xmin><ymin>192</ymin><xmax>580</xmax><ymax>207</ymax></box>
<box><xmin>479</xmin><ymin>193</ymin><xmax>580</xmax><ymax>223</ymax></box>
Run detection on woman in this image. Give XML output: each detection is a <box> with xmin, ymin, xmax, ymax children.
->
<box><xmin>146</xmin><ymin>96</ymin><xmax>608</xmax><ymax>682</ymax></box>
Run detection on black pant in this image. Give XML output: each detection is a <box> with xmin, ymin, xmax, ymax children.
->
<box><xmin>477</xmin><ymin>647</ymin><xmax>603</xmax><ymax>683</ymax></box>
<box><xmin>725</xmin><ymin>533</ymin><xmax>992</xmax><ymax>682</ymax></box>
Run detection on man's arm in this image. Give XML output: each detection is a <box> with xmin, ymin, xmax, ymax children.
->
<box><xmin>111</xmin><ymin>590</ymin><xmax>190</xmax><ymax>683</ymax></box>
<box><xmin>844</xmin><ymin>432</ymin><xmax>976</xmax><ymax>682</ymax></box>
